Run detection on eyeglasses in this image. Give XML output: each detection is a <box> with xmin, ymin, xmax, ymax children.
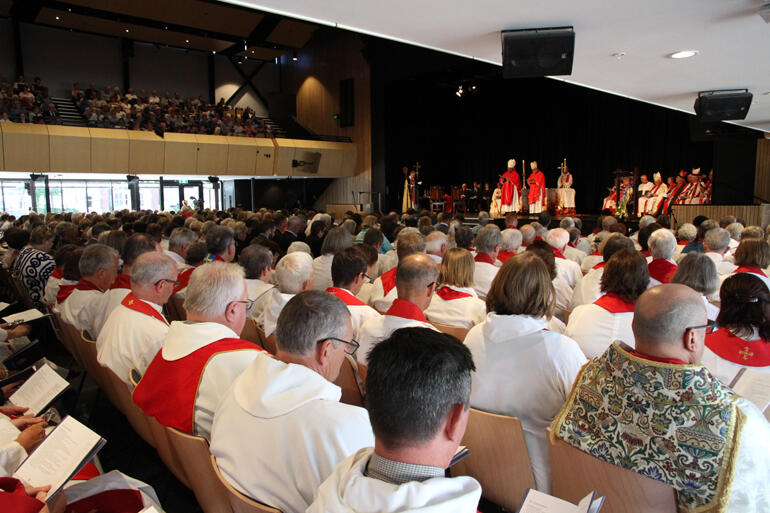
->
<box><xmin>155</xmin><ymin>278</ymin><xmax>181</xmax><ymax>287</ymax></box>
<box><xmin>362</xmin><ymin>273</ymin><xmax>373</xmax><ymax>283</ymax></box>
<box><xmin>316</xmin><ymin>336</ymin><xmax>360</xmax><ymax>355</ymax></box>
<box><xmin>231</xmin><ymin>298</ymin><xmax>256</xmax><ymax>311</ymax></box>
<box><xmin>426</xmin><ymin>281</ymin><xmax>436</xmax><ymax>289</ymax></box>
<box><xmin>685</xmin><ymin>320</ymin><xmax>716</xmax><ymax>335</ymax></box>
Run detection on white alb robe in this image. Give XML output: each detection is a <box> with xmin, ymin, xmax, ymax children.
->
<box><xmin>424</xmin><ymin>285</ymin><xmax>486</xmax><ymax>329</ymax></box>
<box><xmin>563</xmin><ymin>246</ymin><xmax>586</xmax><ymax>265</ymax></box>
<box><xmin>566</xmin><ymin>297</ymin><xmax>635</xmax><ymax>359</ymax></box>
<box><xmin>210</xmin><ymin>352</ymin><xmax>373</xmax><ymax>513</ymax></box>
<box><xmin>367</xmin><ymin>273</ymin><xmax>398</xmax><ymax>313</ymax></box>
<box><xmin>259</xmin><ymin>289</ymin><xmax>295</xmax><ymax>338</ymax></box>
<box><xmin>246</xmin><ymin>278</ymin><xmax>274</xmax><ymax>320</ymax></box>
<box><xmin>473</xmin><ymin>258</ymin><xmax>499</xmax><ymax>298</ymax></box>
<box><xmin>312</xmin><ymin>254</ymin><xmax>334</xmax><ymax>291</ymax></box>
<box><xmin>466</xmin><ymin>313</ymin><xmax>587</xmax><ymax>492</ymax></box>
<box><xmin>357</xmin><ymin>300</ymin><xmax>437</xmax><ymax>364</ymax></box>
<box><xmin>326</xmin><ymin>287</ymin><xmax>381</xmax><ymax>340</ymax></box>
<box><xmin>59</xmin><ymin>288</ymin><xmax>105</xmax><ymax>336</ymax></box>
<box><xmin>0</xmin><ymin>416</ymin><xmax>26</xmax><ymax>476</ymax></box>
<box><xmin>92</xmin><ymin>287</ymin><xmax>131</xmax><ymax>339</ymax></box>
<box><xmin>570</xmin><ymin>265</ymin><xmax>604</xmax><ymax>309</ymax></box>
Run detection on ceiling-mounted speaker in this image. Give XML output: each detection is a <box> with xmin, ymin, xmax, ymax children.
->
<box><xmin>501</xmin><ymin>26</ymin><xmax>574</xmax><ymax>78</ymax></box>
<box><xmin>694</xmin><ymin>90</ymin><xmax>753</xmax><ymax>121</ymax></box>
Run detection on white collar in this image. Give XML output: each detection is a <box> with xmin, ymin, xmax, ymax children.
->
<box><xmin>161</xmin><ymin>321</ymin><xmax>239</xmax><ymax>360</ymax></box>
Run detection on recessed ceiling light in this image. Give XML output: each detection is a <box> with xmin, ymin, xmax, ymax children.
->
<box><xmin>185</xmin><ymin>39</ymin><xmax>189</xmax><ymax>43</ymax></box>
<box><xmin>55</xmin><ymin>16</ymin><xmax>60</xmax><ymax>20</ymax></box>
<box><xmin>669</xmin><ymin>50</ymin><xmax>698</xmax><ymax>59</ymax></box>
<box><xmin>125</xmin><ymin>29</ymin><xmax>129</xmax><ymax>33</ymax></box>
<box><xmin>611</xmin><ymin>52</ymin><xmax>626</xmax><ymax>60</ymax></box>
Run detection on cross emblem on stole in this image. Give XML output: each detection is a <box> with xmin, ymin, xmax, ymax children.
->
<box><xmin>127</xmin><ymin>299</ymin><xmax>134</xmax><ymax>305</ymax></box>
<box><xmin>739</xmin><ymin>346</ymin><xmax>754</xmax><ymax>361</ymax></box>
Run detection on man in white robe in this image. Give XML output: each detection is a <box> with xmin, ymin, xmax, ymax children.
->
<box><xmin>545</xmin><ymin>228</ymin><xmax>583</xmax><ymax>320</ymax></box>
<box><xmin>132</xmin><ymin>262</ymin><xmax>262</xmax><ymax>441</ymax></box>
<box><xmin>635</xmin><ymin>175</ymin><xmax>653</xmax><ymax>216</ymax></box>
<box><xmin>258</xmin><ymin>251</ymin><xmax>313</xmax><ymax>338</ymax></box>
<box><xmin>424</xmin><ymin>231</ymin><xmax>447</xmax><ymax>266</ymax></box>
<box><xmin>307</xmin><ymin>327</ymin><xmax>481</xmax><ymax>513</ymax></box>
<box><xmin>163</xmin><ymin>227</ymin><xmax>196</xmax><ymax>270</ymax></box>
<box><xmin>472</xmin><ymin>225</ymin><xmax>501</xmax><ymax>297</ymax></box>
<box><xmin>211</xmin><ymin>291</ymin><xmax>373</xmax><ymax>513</ymax></box>
<box><xmin>368</xmin><ymin>230</ymin><xmax>425</xmax><ymax>312</ymax></box>
<box><xmin>238</xmin><ymin>245</ymin><xmax>274</xmax><ymax>320</ymax></box>
<box><xmin>97</xmin><ymin>252</ymin><xmax>178</xmax><ymax>385</ymax></box>
<box><xmin>704</xmin><ymin>227</ymin><xmax>737</xmax><ymax>275</ymax></box>
<box><xmin>358</xmin><ymin>254</ymin><xmax>438</xmax><ymax>364</ymax></box>
<box><xmin>327</xmin><ymin>248</ymin><xmax>380</xmax><ymax>340</ymax></box>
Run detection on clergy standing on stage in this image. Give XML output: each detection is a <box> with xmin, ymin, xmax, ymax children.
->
<box><xmin>556</xmin><ymin>162</ymin><xmax>575</xmax><ymax>212</ymax></box>
<box><xmin>500</xmin><ymin>159</ymin><xmax>521</xmax><ymax>214</ymax></box>
<box><xmin>527</xmin><ymin>161</ymin><xmax>546</xmax><ymax>214</ymax></box>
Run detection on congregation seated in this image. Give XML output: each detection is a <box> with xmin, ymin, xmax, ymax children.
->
<box><xmin>326</xmin><ymin>247</ymin><xmax>380</xmax><ymax>339</ymax></box>
<box><xmin>674</xmin><ymin>222</ymin><xmax>697</xmax><ymax>259</ymax></box>
<box><xmin>466</xmin><ymin>253</ymin><xmax>586</xmax><ymax>491</ymax></box>
<box><xmin>497</xmin><ymin>228</ymin><xmax>521</xmax><ymax>263</ymax></box>
<box><xmin>307</xmin><ymin>327</ymin><xmax>481</xmax><ymax>513</ymax></box>
<box><xmin>472</xmin><ymin>225</ymin><xmax>502</xmax><ymax>297</ymax></box>
<box><xmin>97</xmin><ymin>252</ymin><xmax>178</xmax><ymax>384</ymax></box>
<box><xmin>563</xmin><ymin>226</ymin><xmax>587</xmax><ymax>264</ymax></box>
<box><xmin>312</xmin><ymin>227</ymin><xmax>352</xmax><ymax>291</ymax></box>
<box><xmin>566</xmin><ymin>248</ymin><xmax>649</xmax><ymax>358</ymax></box>
<box><xmin>237</xmin><ymin>244</ymin><xmax>274</xmax><ymax>320</ymax></box>
<box><xmin>171</xmin><ymin>240</ymin><xmax>207</xmax><ymax>297</ymax></box>
<box><xmin>552</xmin><ymin>284</ymin><xmax>770</xmax><ymax>512</ymax></box>
<box><xmin>132</xmin><ymin>262</ymin><xmax>262</xmax><ymax>440</ymax></box>
<box><xmin>424</xmin><ymin>248</ymin><xmax>486</xmax><ymax>329</ymax></box>
<box><xmin>646</xmin><ymin>228</ymin><xmax>678</xmax><ymax>285</ymax></box>
<box><xmin>259</xmin><ymin>251</ymin><xmax>313</xmax><ymax>337</ymax></box>
<box><xmin>425</xmin><ymin>231</ymin><xmax>448</xmax><ymax>265</ymax></box>
<box><xmin>211</xmin><ymin>291</ymin><xmax>373</xmax><ymax>513</ymax></box>
<box><xmin>702</xmin><ymin>273</ymin><xmax>770</xmax><ymax>385</ymax></box>
<box><xmin>204</xmin><ymin>224</ymin><xmax>236</xmax><ymax>263</ymax></box>
<box><xmin>358</xmin><ymin>254</ymin><xmax>438</xmax><ymax>363</ymax></box>
<box><xmin>43</xmin><ymin>244</ymin><xmax>79</xmax><ymax>305</ymax></box>
<box><xmin>11</xmin><ymin>226</ymin><xmax>55</xmax><ymax>310</ymax></box>
<box><xmin>368</xmin><ymin>229</ymin><xmax>426</xmax><ymax>312</ymax></box>
<box><xmin>545</xmin><ymin>228</ymin><xmax>582</xmax><ymax>321</ymax></box>
<box><xmin>726</xmin><ymin>238</ymin><xmax>770</xmax><ymax>291</ymax></box>
<box><xmin>277</xmin><ymin>216</ymin><xmax>306</xmax><ymax>254</ymax></box>
<box><xmin>571</xmin><ymin>234</ymin><xmax>634</xmax><ymax>308</ymax></box>
<box><xmin>670</xmin><ymin>253</ymin><xmax>721</xmax><ymax>321</ymax></box>
<box><xmin>704</xmin><ymin>227</ymin><xmax>737</xmax><ymax>275</ymax></box>
<box><xmin>164</xmin><ymin>227</ymin><xmax>196</xmax><ymax>270</ymax></box>
<box><xmin>0</xmin><ymin>75</ymin><xmax>55</xmax><ymax>124</ymax></box>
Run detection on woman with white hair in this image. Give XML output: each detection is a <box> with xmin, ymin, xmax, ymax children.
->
<box><xmin>261</xmin><ymin>251</ymin><xmax>314</xmax><ymax>337</ymax></box>
<box><xmin>312</xmin><ymin>227</ymin><xmax>352</xmax><ymax>291</ymax></box>
<box><xmin>674</xmin><ymin>223</ymin><xmax>697</xmax><ymax>260</ymax></box>
<box><xmin>670</xmin><ymin>253</ymin><xmax>720</xmax><ymax>321</ymax></box>
<box><xmin>647</xmin><ymin>228</ymin><xmax>678</xmax><ymax>285</ymax></box>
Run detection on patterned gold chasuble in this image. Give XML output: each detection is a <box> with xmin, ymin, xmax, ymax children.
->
<box><xmin>552</xmin><ymin>343</ymin><xmax>745</xmax><ymax>512</ymax></box>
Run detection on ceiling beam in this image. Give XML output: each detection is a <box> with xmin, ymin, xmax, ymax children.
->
<box><xmin>227</xmin><ymin>57</ymin><xmax>269</xmax><ymax>109</ymax></box>
<box><xmin>222</xmin><ymin>13</ymin><xmax>283</xmax><ymax>56</ymax></box>
<box><xmin>10</xmin><ymin>0</ymin><xmax>43</xmax><ymax>22</ymax></box>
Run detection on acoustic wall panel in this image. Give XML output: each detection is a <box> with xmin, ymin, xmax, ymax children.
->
<box><xmin>254</xmin><ymin>137</ymin><xmax>276</xmax><ymax>176</ymax></box>
<box><xmin>163</xmin><ymin>132</ymin><xmax>197</xmax><ymax>174</ymax></box>
<box><xmin>1</xmin><ymin>123</ymin><xmax>50</xmax><ymax>172</ymax></box>
<box><xmin>128</xmin><ymin>131</ymin><xmax>164</xmax><ymax>173</ymax></box>
<box><xmin>273</xmin><ymin>138</ymin><xmax>297</xmax><ymax>177</ymax></box>
<box><xmin>90</xmin><ymin>127</ymin><xmax>129</xmax><ymax>173</ymax></box>
<box><xmin>225</xmin><ymin>136</ymin><xmax>258</xmax><ymax>175</ymax></box>
<box><xmin>274</xmin><ymin>139</ymin><xmax>357</xmax><ymax>178</ymax></box>
<box><xmin>196</xmin><ymin>134</ymin><xmax>229</xmax><ymax>175</ymax></box>
<box><xmin>48</xmin><ymin>125</ymin><xmax>91</xmax><ymax>173</ymax></box>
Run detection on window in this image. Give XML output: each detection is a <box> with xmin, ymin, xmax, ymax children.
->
<box><xmin>139</xmin><ymin>181</ymin><xmax>160</xmax><ymax>211</ymax></box>
<box><xmin>86</xmin><ymin>182</ymin><xmax>113</xmax><ymax>213</ymax></box>
<box><xmin>1</xmin><ymin>181</ymin><xmax>32</xmax><ymax>217</ymax></box>
<box><xmin>112</xmin><ymin>182</ymin><xmax>131</xmax><ymax>211</ymax></box>
<box><xmin>163</xmin><ymin>186</ymin><xmax>180</xmax><ymax>211</ymax></box>
<box><xmin>62</xmin><ymin>181</ymin><xmax>87</xmax><ymax>213</ymax></box>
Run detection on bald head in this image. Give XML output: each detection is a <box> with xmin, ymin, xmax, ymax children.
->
<box><xmin>632</xmin><ymin>284</ymin><xmax>707</xmax><ymax>363</ymax></box>
<box><xmin>396</xmin><ymin>253</ymin><xmax>438</xmax><ymax>311</ymax></box>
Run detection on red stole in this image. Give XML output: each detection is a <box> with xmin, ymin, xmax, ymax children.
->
<box><xmin>734</xmin><ymin>266</ymin><xmax>768</xmax><ymax>277</ymax></box>
<box><xmin>0</xmin><ymin>478</ymin><xmax>45</xmax><ymax>513</ymax></box>
<box><xmin>326</xmin><ymin>287</ymin><xmax>367</xmax><ymax>306</ymax></box>
<box><xmin>385</xmin><ymin>298</ymin><xmax>427</xmax><ymax>322</ymax></box>
<box><xmin>380</xmin><ymin>267</ymin><xmax>397</xmax><ymax>296</ymax></box>
<box><xmin>436</xmin><ymin>286</ymin><xmax>473</xmax><ymax>301</ymax></box>
<box><xmin>649</xmin><ymin>183</ymin><xmax>663</xmax><ymax>196</ymax></box>
<box><xmin>629</xmin><ymin>351</ymin><xmax>686</xmax><ymax>365</ymax></box>
<box><xmin>497</xmin><ymin>250</ymin><xmax>516</xmax><ymax>263</ymax></box>
<box><xmin>640</xmin><ymin>249</ymin><xmax>651</xmax><ymax>258</ymax></box>
<box><xmin>174</xmin><ymin>267</ymin><xmax>195</xmax><ymax>293</ymax></box>
<box><xmin>51</xmin><ymin>268</ymin><xmax>63</xmax><ymax>279</ymax></box>
<box><xmin>66</xmin><ymin>489</ymin><xmax>144</xmax><ymax>513</ymax></box>
<box><xmin>121</xmin><ymin>293</ymin><xmax>168</xmax><ymax>325</ymax></box>
<box><xmin>474</xmin><ymin>253</ymin><xmax>495</xmax><ymax>265</ymax></box>
<box><xmin>59</xmin><ymin>278</ymin><xmax>101</xmax><ymax>303</ymax></box>
<box><xmin>648</xmin><ymin>259</ymin><xmax>677</xmax><ymax>284</ymax></box>
<box><xmin>706</xmin><ymin>328</ymin><xmax>770</xmax><ymax>367</ymax></box>
<box><xmin>553</xmin><ymin>248</ymin><xmax>566</xmax><ymax>260</ymax></box>
<box><xmin>133</xmin><ymin>338</ymin><xmax>260</xmax><ymax>433</ymax></box>
<box><xmin>677</xmin><ymin>240</ymin><xmax>688</xmax><ymax>246</ymax></box>
<box><xmin>594</xmin><ymin>293</ymin><xmax>635</xmax><ymax>313</ymax></box>
<box><xmin>111</xmin><ymin>273</ymin><xmax>131</xmax><ymax>290</ymax></box>
<box><xmin>592</xmin><ymin>262</ymin><xmax>606</xmax><ymax>270</ymax></box>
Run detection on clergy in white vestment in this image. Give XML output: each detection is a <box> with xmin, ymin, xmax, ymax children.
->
<box><xmin>259</xmin><ymin>251</ymin><xmax>313</xmax><ymax>338</ymax></box>
<box><xmin>211</xmin><ymin>291</ymin><xmax>373</xmax><ymax>513</ymax></box>
<box><xmin>133</xmin><ymin>262</ymin><xmax>262</xmax><ymax>441</ymax></box>
<box><xmin>368</xmin><ymin>229</ymin><xmax>425</xmax><ymax>312</ymax></box>
<box><xmin>59</xmin><ymin>244</ymin><xmax>119</xmax><ymax>336</ymax></box>
<box><xmin>472</xmin><ymin>225</ymin><xmax>502</xmax><ymax>298</ymax></box>
<box><xmin>163</xmin><ymin>227</ymin><xmax>196</xmax><ymax>271</ymax></box>
<box><xmin>466</xmin><ymin>253</ymin><xmax>586</xmax><ymax>492</ymax></box>
<box><xmin>424</xmin><ymin>231</ymin><xmax>447</xmax><ymax>266</ymax></box>
<box><xmin>312</xmin><ymin>227</ymin><xmax>353</xmax><ymax>291</ymax></box>
<box><xmin>566</xmin><ymin>248</ymin><xmax>649</xmax><ymax>358</ymax></box>
<box><xmin>704</xmin><ymin>227</ymin><xmax>738</xmax><ymax>276</ymax></box>
<box><xmin>97</xmin><ymin>252</ymin><xmax>178</xmax><ymax>385</ymax></box>
<box><xmin>646</xmin><ymin>228</ymin><xmax>678</xmax><ymax>286</ymax></box>
<box><xmin>545</xmin><ymin>228</ymin><xmax>583</xmax><ymax>320</ymax></box>
<box><xmin>425</xmin><ymin>248</ymin><xmax>486</xmax><ymax>329</ymax></box>
<box><xmin>307</xmin><ymin>327</ymin><xmax>481</xmax><ymax>513</ymax></box>
<box><xmin>635</xmin><ymin>175</ymin><xmax>654</xmax><ymax>216</ymax></box>
<box><xmin>571</xmin><ymin>234</ymin><xmax>635</xmax><ymax>309</ymax></box>
<box><xmin>238</xmin><ymin>245</ymin><xmax>275</xmax><ymax>320</ymax></box>
<box><xmin>0</xmin><ymin>404</ymin><xmax>45</xmax><ymax>476</ymax></box>
<box><xmin>327</xmin><ymin>247</ymin><xmax>380</xmax><ymax>340</ymax></box>
<box><xmin>46</xmin><ymin>244</ymin><xmax>81</xmax><ymax>307</ymax></box>
<box><xmin>670</xmin><ymin>253</ymin><xmax>721</xmax><ymax>322</ymax></box>
<box><xmin>358</xmin><ymin>254</ymin><xmax>438</xmax><ymax>364</ymax></box>
<box><xmin>552</xmin><ymin>285</ymin><xmax>770</xmax><ymax>513</ymax></box>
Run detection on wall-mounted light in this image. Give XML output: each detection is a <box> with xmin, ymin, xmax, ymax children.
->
<box><xmin>292</xmin><ymin>51</ymin><xmax>298</xmax><ymax>62</ymax></box>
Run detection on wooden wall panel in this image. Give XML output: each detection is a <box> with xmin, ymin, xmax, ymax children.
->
<box><xmin>273</xmin><ymin>138</ymin><xmax>297</xmax><ymax>177</ymax></box>
<box><xmin>225</xmin><ymin>136</ymin><xmax>258</xmax><ymax>175</ymax></box>
<box><xmin>0</xmin><ymin>125</ymin><xmax>4</xmax><ymax>170</ymax></box>
<box><xmin>196</xmin><ymin>134</ymin><xmax>229</xmax><ymax>175</ymax></box>
<box><xmin>128</xmin><ymin>131</ymin><xmax>164</xmax><ymax>173</ymax></box>
<box><xmin>254</xmin><ymin>138</ymin><xmax>276</xmax><ymax>176</ymax></box>
<box><xmin>90</xmin><ymin>127</ymin><xmax>129</xmax><ymax>173</ymax></box>
<box><xmin>1</xmin><ymin>123</ymin><xmax>50</xmax><ymax>172</ymax></box>
<box><xmin>163</xmin><ymin>132</ymin><xmax>197</xmax><ymax>174</ymax></box>
<box><xmin>671</xmin><ymin>205</ymin><xmax>763</xmax><ymax>229</ymax></box>
<box><xmin>755</xmin><ymin>138</ymin><xmax>770</xmax><ymax>203</ymax></box>
<box><xmin>48</xmin><ymin>125</ymin><xmax>91</xmax><ymax>173</ymax></box>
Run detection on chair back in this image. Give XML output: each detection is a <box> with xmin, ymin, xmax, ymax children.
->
<box><xmin>240</xmin><ymin>319</ymin><xmax>263</xmax><ymax>349</ymax></box>
<box><xmin>429</xmin><ymin>186</ymin><xmax>443</xmax><ymax>201</ymax></box>
<box><xmin>76</xmin><ymin>330</ymin><xmax>107</xmax><ymax>389</ymax></box>
<box><xmin>429</xmin><ymin>321</ymin><xmax>469</xmax><ymax>341</ymax></box>
<box><xmin>101</xmin><ymin>365</ymin><xmax>155</xmax><ymax>447</ymax></box>
<box><xmin>165</xmin><ymin>427</ymin><xmax>233</xmax><ymax>513</ymax></box>
<box><xmin>56</xmin><ymin>316</ymin><xmax>82</xmax><ymax>365</ymax></box>
<box><xmin>145</xmin><ymin>415</ymin><xmax>189</xmax><ymax>487</ymax></box>
<box><xmin>547</xmin><ymin>428</ymin><xmax>677</xmax><ymax>513</ymax></box>
<box><xmin>9</xmin><ymin>274</ymin><xmax>34</xmax><ymax>309</ymax></box>
<box><xmin>451</xmin><ymin>409</ymin><xmax>535</xmax><ymax>511</ymax></box>
<box><xmin>210</xmin><ymin>454</ymin><xmax>282</xmax><ymax>513</ymax></box>
<box><xmin>262</xmin><ymin>330</ymin><xmax>277</xmax><ymax>355</ymax></box>
<box><xmin>451</xmin><ymin>186</ymin><xmax>462</xmax><ymax>201</ymax></box>
<box><xmin>172</xmin><ymin>295</ymin><xmax>187</xmax><ymax>320</ymax></box>
<box><xmin>334</xmin><ymin>354</ymin><xmax>366</xmax><ymax>407</ymax></box>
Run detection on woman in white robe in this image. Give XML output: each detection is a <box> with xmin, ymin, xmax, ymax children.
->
<box><xmin>425</xmin><ymin>248</ymin><xmax>486</xmax><ymax>329</ymax></box>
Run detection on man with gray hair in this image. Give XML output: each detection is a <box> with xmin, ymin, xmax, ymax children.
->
<box><xmin>165</xmin><ymin>227</ymin><xmax>197</xmax><ymax>269</ymax></box>
<box><xmin>553</xmin><ymin>284</ymin><xmax>770</xmax><ymax>512</ymax></box>
<box><xmin>725</xmin><ymin>222</ymin><xmax>743</xmax><ymax>255</ymax></box>
<box><xmin>472</xmin><ymin>211</ymin><xmax>490</xmax><ymax>235</ymax></box>
<box><xmin>631</xmin><ymin>215</ymin><xmax>656</xmax><ymax>244</ymax></box>
<box><xmin>204</xmin><ymin>224</ymin><xmax>236</xmax><ymax>263</ymax></box>
<box><xmin>519</xmin><ymin>223</ymin><xmax>536</xmax><ymax>250</ymax></box>
<box><xmin>260</xmin><ymin>251</ymin><xmax>314</xmax><ymax>337</ymax></box>
<box><xmin>211</xmin><ymin>291</ymin><xmax>374</xmax><ymax>513</ymax></box>
<box><xmin>369</xmin><ymin>229</ymin><xmax>426</xmax><ymax>312</ymax></box>
<box><xmin>238</xmin><ymin>245</ymin><xmax>274</xmax><ymax>321</ymax></box>
<box><xmin>97</xmin><ymin>252</ymin><xmax>178</xmax><ymax>384</ymax></box>
<box><xmin>647</xmin><ymin>228</ymin><xmax>678</xmax><ymax>285</ymax></box>
<box><xmin>425</xmin><ymin>231</ymin><xmax>448</xmax><ymax>265</ymax></box>
<box><xmin>498</xmin><ymin>228</ymin><xmax>522</xmax><ymax>263</ymax></box>
<box><xmin>703</xmin><ymin>227</ymin><xmax>737</xmax><ymax>275</ymax></box>
<box><xmin>473</xmin><ymin>224</ymin><xmax>502</xmax><ymax>297</ymax></box>
<box><xmin>564</xmin><ymin>227</ymin><xmax>587</xmax><ymax>265</ymax></box>
<box><xmin>133</xmin><ymin>262</ymin><xmax>262</xmax><ymax>441</ymax></box>
<box><xmin>546</xmin><ymin>228</ymin><xmax>583</xmax><ymax>321</ymax></box>
<box><xmin>559</xmin><ymin>217</ymin><xmax>575</xmax><ymax>229</ymax></box>
<box><xmin>588</xmin><ymin>215</ymin><xmax>618</xmax><ymax>245</ymax></box>
<box><xmin>358</xmin><ymin>254</ymin><xmax>438</xmax><ymax>363</ymax></box>
<box><xmin>59</xmin><ymin>243</ymin><xmax>119</xmax><ymax>336</ymax></box>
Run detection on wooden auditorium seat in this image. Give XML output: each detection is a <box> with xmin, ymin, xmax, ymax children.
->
<box><xmin>451</xmin><ymin>409</ymin><xmax>535</xmax><ymax>511</ymax></box>
<box><xmin>334</xmin><ymin>354</ymin><xmax>366</xmax><ymax>407</ymax></box>
<box><xmin>428</xmin><ymin>321</ymin><xmax>469</xmax><ymax>341</ymax></box>
<box><xmin>240</xmin><ymin>318</ymin><xmax>264</xmax><ymax>349</ymax></box>
<box><xmin>210</xmin><ymin>454</ymin><xmax>282</xmax><ymax>513</ymax></box>
<box><xmin>547</xmin><ymin>428</ymin><xmax>677</xmax><ymax>513</ymax></box>
<box><xmin>171</xmin><ymin>295</ymin><xmax>187</xmax><ymax>321</ymax></box>
<box><xmin>100</xmin><ymin>365</ymin><xmax>155</xmax><ymax>447</ymax></box>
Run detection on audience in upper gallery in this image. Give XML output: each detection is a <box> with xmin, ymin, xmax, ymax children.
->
<box><xmin>307</xmin><ymin>327</ymin><xmax>482</xmax><ymax>513</ymax></box>
<box><xmin>0</xmin><ymin>75</ymin><xmax>58</xmax><ymax>124</ymax></box>
<box><xmin>424</xmin><ymin>248</ymin><xmax>486</xmax><ymax>330</ymax></box>
<box><xmin>326</xmin><ymin>247</ymin><xmax>380</xmax><ymax>340</ymax></box>
<box><xmin>211</xmin><ymin>291</ymin><xmax>373</xmax><ymax>513</ymax></box>
<box><xmin>552</xmin><ymin>284</ymin><xmax>770</xmax><ymax>513</ymax></box>
<box><xmin>670</xmin><ymin>252</ymin><xmax>721</xmax><ymax>321</ymax></box>
<box><xmin>368</xmin><ymin>229</ymin><xmax>426</xmax><ymax>312</ymax></box>
<box><xmin>358</xmin><ymin>254</ymin><xmax>438</xmax><ymax>363</ymax></box>
<box><xmin>312</xmin><ymin>227</ymin><xmax>353</xmax><ymax>291</ymax></box>
<box><xmin>646</xmin><ymin>228</ymin><xmax>678</xmax><ymax>286</ymax></box>
<box><xmin>566</xmin><ymin>248</ymin><xmax>649</xmax><ymax>358</ymax></box>
<box><xmin>472</xmin><ymin>225</ymin><xmax>502</xmax><ymax>297</ymax></box>
<box><xmin>132</xmin><ymin>261</ymin><xmax>262</xmax><ymax>441</ymax></box>
<box><xmin>259</xmin><ymin>251</ymin><xmax>314</xmax><ymax>338</ymax></box>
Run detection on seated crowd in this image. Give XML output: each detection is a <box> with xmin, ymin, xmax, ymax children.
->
<box><xmin>0</xmin><ymin>75</ymin><xmax>60</xmax><ymax>125</ymax></box>
<box><xmin>0</xmin><ymin>204</ymin><xmax>768</xmax><ymax>513</ymax></box>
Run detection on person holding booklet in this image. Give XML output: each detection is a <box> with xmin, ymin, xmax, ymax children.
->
<box><xmin>307</xmin><ymin>327</ymin><xmax>482</xmax><ymax>513</ymax></box>
<box><xmin>0</xmin><ymin>404</ymin><xmax>45</xmax><ymax>475</ymax></box>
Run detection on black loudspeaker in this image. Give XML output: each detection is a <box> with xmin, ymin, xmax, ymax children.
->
<box><xmin>694</xmin><ymin>90</ymin><xmax>752</xmax><ymax>121</ymax></box>
<box><xmin>501</xmin><ymin>27</ymin><xmax>574</xmax><ymax>78</ymax></box>
<box><xmin>339</xmin><ymin>78</ymin><xmax>354</xmax><ymax>127</ymax></box>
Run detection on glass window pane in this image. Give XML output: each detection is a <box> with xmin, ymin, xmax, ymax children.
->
<box><xmin>49</xmin><ymin>182</ymin><xmax>63</xmax><ymax>213</ymax></box>
<box><xmin>2</xmin><ymin>181</ymin><xmax>32</xmax><ymax>217</ymax></box>
<box><xmin>112</xmin><ymin>182</ymin><xmax>131</xmax><ymax>211</ymax></box>
<box><xmin>140</xmin><ymin>182</ymin><xmax>160</xmax><ymax>211</ymax></box>
<box><xmin>34</xmin><ymin>182</ymin><xmax>48</xmax><ymax>214</ymax></box>
<box><xmin>86</xmin><ymin>182</ymin><xmax>113</xmax><ymax>213</ymax></box>
<box><xmin>62</xmin><ymin>181</ymin><xmax>87</xmax><ymax>213</ymax></box>
<box><xmin>163</xmin><ymin>187</ymin><xmax>180</xmax><ymax>211</ymax></box>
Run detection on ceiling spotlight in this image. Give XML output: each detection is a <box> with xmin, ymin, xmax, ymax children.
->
<box><xmin>251</xmin><ymin>50</ymin><xmax>254</xmax><ymax>54</ymax></box>
<box><xmin>456</xmin><ymin>85</ymin><xmax>464</xmax><ymax>97</ymax></box>
<box><xmin>212</xmin><ymin>50</ymin><xmax>216</xmax><ymax>54</ymax></box>
<box><xmin>669</xmin><ymin>50</ymin><xmax>698</xmax><ymax>59</ymax></box>
<box><xmin>275</xmin><ymin>57</ymin><xmax>279</xmax><ymax>64</ymax></box>
<box><xmin>185</xmin><ymin>39</ymin><xmax>190</xmax><ymax>43</ymax></box>
<box><xmin>125</xmin><ymin>29</ymin><xmax>129</xmax><ymax>33</ymax></box>
<box><xmin>611</xmin><ymin>52</ymin><xmax>626</xmax><ymax>60</ymax></box>
<box><xmin>292</xmin><ymin>51</ymin><xmax>298</xmax><ymax>61</ymax></box>
<box><xmin>55</xmin><ymin>16</ymin><xmax>60</xmax><ymax>20</ymax></box>
<box><xmin>243</xmin><ymin>41</ymin><xmax>247</xmax><ymax>51</ymax></box>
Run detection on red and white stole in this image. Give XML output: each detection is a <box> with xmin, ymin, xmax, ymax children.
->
<box><xmin>592</xmin><ymin>262</ymin><xmax>606</xmax><ymax>270</ymax></box>
<box><xmin>474</xmin><ymin>253</ymin><xmax>495</xmax><ymax>265</ymax></box>
<box><xmin>648</xmin><ymin>259</ymin><xmax>677</xmax><ymax>284</ymax></box>
<box><xmin>174</xmin><ymin>267</ymin><xmax>196</xmax><ymax>293</ymax></box>
<box><xmin>385</xmin><ymin>298</ymin><xmax>427</xmax><ymax>322</ymax></box>
<box><xmin>380</xmin><ymin>267</ymin><xmax>398</xmax><ymax>296</ymax></box>
<box><xmin>326</xmin><ymin>287</ymin><xmax>368</xmax><ymax>306</ymax></box>
<box><xmin>553</xmin><ymin>248</ymin><xmax>566</xmax><ymax>260</ymax></box>
<box><xmin>435</xmin><ymin>286</ymin><xmax>473</xmax><ymax>301</ymax></box>
<box><xmin>706</xmin><ymin>328</ymin><xmax>770</xmax><ymax>367</ymax></box>
<box><xmin>121</xmin><ymin>293</ymin><xmax>168</xmax><ymax>325</ymax></box>
<box><xmin>733</xmin><ymin>266</ymin><xmax>767</xmax><ymax>277</ymax></box>
<box><xmin>50</xmin><ymin>268</ymin><xmax>63</xmax><ymax>280</ymax></box>
<box><xmin>58</xmin><ymin>278</ymin><xmax>101</xmax><ymax>304</ymax></box>
<box><xmin>593</xmin><ymin>293</ymin><xmax>635</xmax><ymax>313</ymax></box>
<box><xmin>111</xmin><ymin>273</ymin><xmax>131</xmax><ymax>290</ymax></box>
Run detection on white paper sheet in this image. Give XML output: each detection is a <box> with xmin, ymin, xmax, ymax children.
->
<box><xmin>518</xmin><ymin>489</ymin><xmax>601</xmax><ymax>513</ymax></box>
<box><xmin>9</xmin><ymin>363</ymin><xmax>69</xmax><ymax>415</ymax></box>
<box><xmin>3</xmin><ymin>308</ymin><xmax>45</xmax><ymax>324</ymax></box>
<box><xmin>0</xmin><ymin>302</ymin><xmax>10</xmax><ymax>312</ymax></box>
